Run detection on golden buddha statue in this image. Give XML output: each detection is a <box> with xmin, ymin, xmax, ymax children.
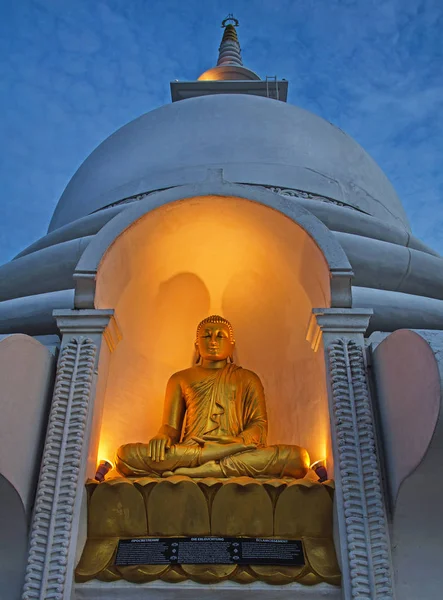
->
<box><xmin>116</xmin><ymin>315</ymin><xmax>309</xmax><ymax>479</ymax></box>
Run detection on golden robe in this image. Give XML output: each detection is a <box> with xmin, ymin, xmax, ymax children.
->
<box><xmin>180</xmin><ymin>364</ymin><xmax>267</xmax><ymax>445</ymax></box>
<box><xmin>116</xmin><ymin>364</ymin><xmax>309</xmax><ymax>479</ymax></box>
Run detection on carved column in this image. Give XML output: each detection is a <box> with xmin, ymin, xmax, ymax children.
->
<box><xmin>22</xmin><ymin>309</ymin><xmax>120</xmax><ymax>600</ymax></box>
<box><xmin>307</xmin><ymin>308</ymin><xmax>395</xmax><ymax>600</ymax></box>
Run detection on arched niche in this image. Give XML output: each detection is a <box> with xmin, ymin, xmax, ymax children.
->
<box><xmin>91</xmin><ymin>195</ymin><xmax>338</xmax><ymax>468</ymax></box>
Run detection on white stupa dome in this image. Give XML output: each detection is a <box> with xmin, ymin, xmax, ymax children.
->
<box><xmin>49</xmin><ymin>93</ymin><xmax>409</xmax><ymax>232</ymax></box>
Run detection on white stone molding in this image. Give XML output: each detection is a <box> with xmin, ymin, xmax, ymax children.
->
<box><xmin>22</xmin><ymin>337</ymin><xmax>96</xmax><ymax>600</ymax></box>
<box><xmin>263</xmin><ymin>185</ymin><xmax>368</xmax><ymax>213</ymax></box>
<box><xmin>329</xmin><ymin>338</ymin><xmax>393</xmax><ymax>599</ymax></box>
<box><xmin>98</xmin><ymin>183</ymin><xmax>366</xmax><ymax>215</ymax></box>
<box><xmin>311</xmin><ymin>308</ymin><xmax>395</xmax><ymax>600</ymax></box>
<box><xmin>53</xmin><ymin>309</ymin><xmax>115</xmax><ymax>338</ymax></box>
<box><xmin>307</xmin><ymin>309</ymin><xmax>374</xmax><ymax>351</ymax></box>
<box><xmin>22</xmin><ymin>310</ymin><xmax>116</xmax><ymax>600</ymax></box>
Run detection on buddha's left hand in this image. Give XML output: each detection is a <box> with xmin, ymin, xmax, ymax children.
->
<box><xmin>192</xmin><ymin>437</ymin><xmax>255</xmax><ymax>463</ymax></box>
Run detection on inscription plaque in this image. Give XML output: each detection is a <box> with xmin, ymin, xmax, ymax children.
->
<box><xmin>115</xmin><ymin>537</ymin><xmax>304</xmax><ymax>566</ymax></box>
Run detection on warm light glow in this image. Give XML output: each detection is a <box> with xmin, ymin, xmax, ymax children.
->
<box><xmin>94</xmin><ymin>196</ymin><xmax>332</xmax><ymax>467</ymax></box>
<box><xmin>197</xmin><ymin>67</ymin><xmax>238</xmax><ymax>81</ymax></box>
<box><xmin>97</xmin><ymin>437</ymin><xmax>115</xmax><ymax>467</ymax></box>
<box><xmin>313</xmin><ymin>438</ymin><xmax>328</xmax><ymax>468</ymax></box>
<box><xmin>197</xmin><ymin>70</ymin><xmax>222</xmax><ymax>81</ymax></box>
<box><xmin>197</xmin><ymin>67</ymin><xmax>259</xmax><ymax>82</ymax></box>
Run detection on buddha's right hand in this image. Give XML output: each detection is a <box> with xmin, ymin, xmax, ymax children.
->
<box><xmin>148</xmin><ymin>434</ymin><xmax>172</xmax><ymax>462</ymax></box>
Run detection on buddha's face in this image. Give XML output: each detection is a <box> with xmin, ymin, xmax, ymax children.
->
<box><xmin>196</xmin><ymin>322</ymin><xmax>234</xmax><ymax>363</ymax></box>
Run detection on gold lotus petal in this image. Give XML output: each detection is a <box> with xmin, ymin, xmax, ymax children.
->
<box><xmin>275</xmin><ymin>480</ymin><xmax>333</xmax><ymax>538</ymax></box>
<box><xmin>287</xmin><ymin>477</ymin><xmax>317</xmax><ymax>488</ymax></box>
<box><xmin>303</xmin><ymin>469</ymin><xmax>321</xmax><ymax>482</ymax></box>
<box><xmin>85</xmin><ymin>479</ymin><xmax>99</xmax><ymax>502</ymax></box>
<box><xmin>249</xmin><ymin>563</ymin><xmax>309</xmax><ymax>585</ymax></box>
<box><xmin>133</xmin><ymin>477</ymin><xmax>159</xmax><ymax>524</ymax></box>
<box><xmin>297</xmin><ymin>571</ymin><xmax>324</xmax><ymax>586</ymax></box>
<box><xmin>75</xmin><ymin>538</ymin><xmax>118</xmax><ymax>582</ymax></box>
<box><xmin>134</xmin><ymin>476</ymin><xmax>160</xmax><ymax>486</ymax></box>
<box><xmin>181</xmin><ymin>563</ymin><xmax>237</xmax><ymax>583</ymax></box>
<box><xmin>223</xmin><ymin>476</ymin><xmax>260</xmax><ymax>487</ymax></box>
<box><xmin>322</xmin><ymin>480</ymin><xmax>335</xmax><ymax>501</ymax></box>
<box><xmin>211</xmin><ymin>479</ymin><xmax>273</xmax><ymax>536</ymax></box>
<box><xmin>89</xmin><ymin>479</ymin><xmax>147</xmax><ymax>537</ymax></box>
<box><xmin>304</xmin><ymin>536</ymin><xmax>341</xmax><ymax>585</ymax></box>
<box><xmin>197</xmin><ymin>478</ymin><xmax>224</xmax><ymax>508</ymax></box>
<box><xmin>231</xmin><ymin>566</ymin><xmax>257</xmax><ymax>584</ymax></box>
<box><xmin>197</xmin><ymin>477</ymin><xmax>225</xmax><ymax>488</ymax></box>
<box><xmin>148</xmin><ymin>477</ymin><xmax>210</xmax><ymax>535</ymax></box>
<box><xmin>160</xmin><ymin>566</ymin><xmax>188</xmax><ymax>583</ymax></box>
<box><xmin>262</xmin><ymin>478</ymin><xmax>288</xmax><ymax>488</ymax></box>
<box><xmin>96</xmin><ymin>566</ymin><xmax>121</xmax><ymax>582</ymax></box>
<box><xmin>117</xmin><ymin>564</ymin><xmax>169</xmax><ymax>583</ymax></box>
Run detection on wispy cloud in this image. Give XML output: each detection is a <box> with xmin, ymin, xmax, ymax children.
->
<box><xmin>0</xmin><ymin>0</ymin><xmax>442</xmax><ymax>262</ymax></box>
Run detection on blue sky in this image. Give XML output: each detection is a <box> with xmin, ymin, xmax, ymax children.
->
<box><xmin>0</xmin><ymin>0</ymin><xmax>442</xmax><ymax>263</ymax></box>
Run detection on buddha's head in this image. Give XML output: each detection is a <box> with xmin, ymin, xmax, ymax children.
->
<box><xmin>195</xmin><ymin>315</ymin><xmax>235</xmax><ymax>365</ymax></box>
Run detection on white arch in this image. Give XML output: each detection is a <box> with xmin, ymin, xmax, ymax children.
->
<box><xmin>73</xmin><ymin>180</ymin><xmax>353</xmax><ymax>309</ymax></box>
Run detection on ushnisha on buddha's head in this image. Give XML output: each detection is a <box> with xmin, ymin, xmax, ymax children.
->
<box><xmin>195</xmin><ymin>315</ymin><xmax>235</xmax><ymax>367</ymax></box>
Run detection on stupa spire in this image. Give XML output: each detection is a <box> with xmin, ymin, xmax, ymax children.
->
<box><xmin>217</xmin><ymin>15</ymin><xmax>243</xmax><ymax>68</ymax></box>
<box><xmin>171</xmin><ymin>15</ymin><xmax>288</xmax><ymax>101</ymax></box>
<box><xmin>197</xmin><ymin>14</ymin><xmax>259</xmax><ymax>82</ymax></box>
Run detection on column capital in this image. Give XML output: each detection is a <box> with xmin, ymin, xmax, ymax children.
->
<box><xmin>307</xmin><ymin>308</ymin><xmax>373</xmax><ymax>351</ymax></box>
<box><xmin>53</xmin><ymin>309</ymin><xmax>121</xmax><ymax>352</ymax></box>
<box><xmin>53</xmin><ymin>308</ymin><xmax>114</xmax><ymax>334</ymax></box>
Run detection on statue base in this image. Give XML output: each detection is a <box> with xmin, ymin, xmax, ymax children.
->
<box><xmin>76</xmin><ymin>474</ymin><xmax>340</xmax><ymax>586</ymax></box>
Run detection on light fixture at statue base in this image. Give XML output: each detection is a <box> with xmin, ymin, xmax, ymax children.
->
<box><xmin>95</xmin><ymin>459</ymin><xmax>113</xmax><ymax>482</ymax></box>
<box><xmin>311</xmin><ymin>459</ymin><xmax>328</xmax><ymax>483</ymax></box>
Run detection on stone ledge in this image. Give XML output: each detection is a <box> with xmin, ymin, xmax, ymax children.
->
<box><xmin>76</xmin><ymin>578</ymin><xmax>341</xmax><ymax>599</ymax></box>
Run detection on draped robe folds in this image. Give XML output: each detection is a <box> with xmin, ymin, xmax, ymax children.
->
<box><xmin>181</xmin><ymin>363</ymin><xmax>267</xmax><ymax>446</ymax></box>
<box><xmin>115</xmin><ymin>364</ymin><xmax>309</xmax><ymax>479</ymax></box>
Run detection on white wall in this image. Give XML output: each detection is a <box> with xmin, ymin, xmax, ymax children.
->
<box><xmin>372</xmin><ymin>329</ymin><xmax>443</xmax><ymax>599</ymax></box>
<box><xmin>0</xmin><ymin>475</ymin><xmax>27</xmax><ymax>600</ymax></box>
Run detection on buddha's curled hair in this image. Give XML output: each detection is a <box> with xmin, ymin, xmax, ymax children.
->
<box><xmin>195</xmin><ymin>315</ymin><xmax>235</xmax><ymax>343</ymax></box>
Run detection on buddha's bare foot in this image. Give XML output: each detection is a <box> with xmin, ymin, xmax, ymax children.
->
<box><xmin>192</xmin><ymin>438</ymin><xmax>255</xmax><ymax>464</ymax></box>
<box><xmin>172</xmin><ymin>461</ymin><xmax>224</xmax><ymax>478</ymax></box>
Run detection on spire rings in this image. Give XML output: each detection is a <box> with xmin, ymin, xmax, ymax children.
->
<box><xmin>222</xmin><ymin>14</ymin><xmax>239</xmax><ymax>28</ymax></box>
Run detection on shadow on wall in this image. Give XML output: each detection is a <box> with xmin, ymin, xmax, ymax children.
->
<box><xmin>0</xmin><ymin>475</ymin><xmax>27</xmax><ymax>600</ymax></box>
<box><xmin>151</xmin><ymin>272</ymin><xmax>211</xmax><ymax>367</ymax></box>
